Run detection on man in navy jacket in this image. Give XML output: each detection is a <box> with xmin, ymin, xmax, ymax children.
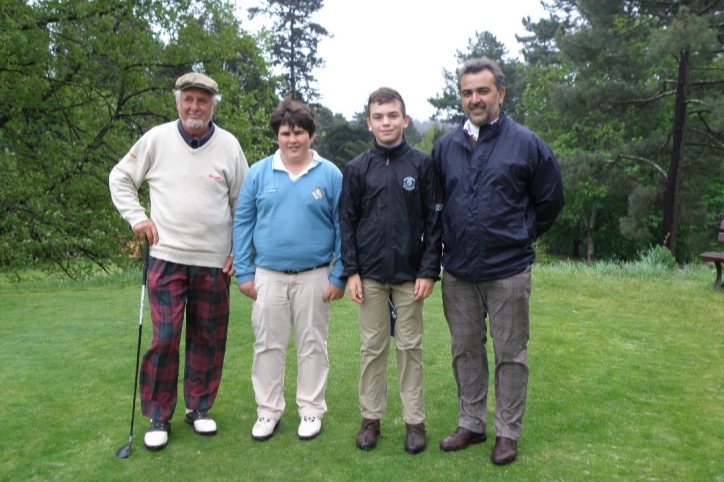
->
<box><xmin>433</xmin><ymin>57</ymin><xmax>564</xmax><ymax>465</ymax></box>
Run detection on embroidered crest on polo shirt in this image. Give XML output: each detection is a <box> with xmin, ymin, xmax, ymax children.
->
<box><xmin>311</xmin><ymin>187</ymin><xmax>323</xmax><ymax>200</ymax></box>
<box><xmin>402</xmin><ymin>177</ymin><xmax>416</xmax><ymax>191</ymax></box>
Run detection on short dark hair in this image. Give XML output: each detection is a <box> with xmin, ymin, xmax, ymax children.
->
<box><xmin>367</xmin><ymin>87</ymin><xmax>406</xmax><ymax>117</ymax></box>
<box><xmin>269</xmin><ymin>97</ymin><xmax>316</xmax><ymax>137</ymax></box>
<box><xmin>457</xmin><ymin>57</ymin><xmax>506</xmax><ymax>92</ymax></box>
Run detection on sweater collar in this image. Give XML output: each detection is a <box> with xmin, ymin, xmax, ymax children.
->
<box><xmin>272</xmin><ymin>149</ymin><xmax>321</xmax><ymax>180</ymax></box>
<box><xmin>177</xmin><ymin>120</ymin><xmax>215</xmax><ymax>149</ymax></box>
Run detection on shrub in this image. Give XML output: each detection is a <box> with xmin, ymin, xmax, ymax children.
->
<box><xmin>638</xmin><ymin>244</ymin><xmax>678</xmax><ymax>271</ymax></box>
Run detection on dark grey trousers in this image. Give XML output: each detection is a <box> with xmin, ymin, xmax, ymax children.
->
<box><xmin>441</xmin><ymin>266</ymin><xmax>531</xmax><ymax>440</ymax></box>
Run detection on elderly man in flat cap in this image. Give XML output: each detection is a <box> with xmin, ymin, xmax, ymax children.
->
<box><xmin>110</xmin><ymin>72</ymin><xmax>249</xmax><ymax>451</ymax></box>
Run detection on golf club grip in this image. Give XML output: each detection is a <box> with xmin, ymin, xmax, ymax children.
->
<box><xmin>142</xmin><ymin>238</ymin><xmax>150</xmax><ymax>286</ymax></box>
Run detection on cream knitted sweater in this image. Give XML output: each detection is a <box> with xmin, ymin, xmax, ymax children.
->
<box><xmin>109</xmin><ymin>121</ymin><xmax>248</xmax><ymax>268</ymax></box>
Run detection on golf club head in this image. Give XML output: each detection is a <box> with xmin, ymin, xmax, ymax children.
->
<box><xmin>115</xmin><ymin>443</ymin><xmax>132</xmax><ymax>459</ymax></box>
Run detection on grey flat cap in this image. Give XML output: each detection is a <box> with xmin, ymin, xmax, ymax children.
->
<box><xmin>175</xmin><ymin>72</ymin><xmax>219</xmax><ymax>95</ymax></box>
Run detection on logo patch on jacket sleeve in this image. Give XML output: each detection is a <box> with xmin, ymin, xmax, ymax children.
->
<box><xmin>311</xmin><ymin>187</ymin><xmax>324</xmax><ymax>200</ymax></box>
<box><xmin>402</xmin><ymin>177</ymin><xmax>416</xmax><ymax>191</ymax></box>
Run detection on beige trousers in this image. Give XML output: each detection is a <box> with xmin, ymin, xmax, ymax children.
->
<box><xmin>251</xmin><ymin>266</ymin><xmax>331</xmax><ymax>420</ymax></box>
<box><xmin>358</xmin><ymin>279</ymin><xmax>425</xmax><ymax>424</ymax></box>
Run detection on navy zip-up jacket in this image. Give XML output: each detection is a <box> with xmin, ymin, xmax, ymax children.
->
<box><xmin>340</xmin><ymin>138</ymin><xmax>443</xmax><ymax>284</ymax></box>
<box><xmin>432</xmin><ymin>111</ymin><xmax>564</xmax><ymax>283</ymax></box>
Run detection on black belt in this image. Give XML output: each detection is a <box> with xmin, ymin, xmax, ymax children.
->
<box><xmin>281</xmin><ymin>263</ymin><xmax>328</xmax><ymax>275</ymax></box>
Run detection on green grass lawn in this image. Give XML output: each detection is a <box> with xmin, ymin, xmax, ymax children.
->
<box><xmin>1</xmin><ymin>263</ymin><xmax>723</xmax><ymax>481</ymax></box>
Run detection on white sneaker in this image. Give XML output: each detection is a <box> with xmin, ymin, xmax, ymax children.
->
<box><xmin>185</xmin><ymin>409</ymin><xmax>217</xmax><ymax>435</ymax></box>
<box><xmin>252</xmin><ymin>417</ymin><xmax>279</xmax><ymax>441</ymax></box>
<box><xmin>144</xmin><ymin>420</ymin><xmax>170</xmax><ymax>451</ymax></box>
<box><xmin>297</xmin><ymin>415</ymin><xmax>321</xmax><ymax>440</ymax></box>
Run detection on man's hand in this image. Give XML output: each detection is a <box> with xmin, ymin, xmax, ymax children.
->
<box><xmin>238</xmin><ymin>280</ymin><xmax>257</xmax><ymax>301</ymax></box>
<box><xmin>132</xmin><ymin>220</ymin><xmax>159</xmax><ymax>245</ymax></box>
<box><xmin>323</xmin><ymin>284</ymin><xmax>345</xmax><ymax>303</ymax></box>
<box><xmin>414</xmin><ymin>277</ymin><xmax>434</xmax><ymax>302</ymax></box>
<box><xmin>222</xmin><ymin>256</ymin><xmax>235</xmax><ymax>277</ymax></box>
<box><xmin>347</xmin><ymin>273</ymin><xmax>364</xmax><ymax>304</ymax></box>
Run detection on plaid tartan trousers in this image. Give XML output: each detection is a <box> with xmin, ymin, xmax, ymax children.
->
<box><xmin>140</xmin><ymin>257</ymin><xmax>230</xmax><ymax>423</ymax></box>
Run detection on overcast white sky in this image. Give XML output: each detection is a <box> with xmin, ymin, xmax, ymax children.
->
<box><xmin>239</xmin><ymin>0</ymin><xmax>548</xmax><ymax>120</ymax></box>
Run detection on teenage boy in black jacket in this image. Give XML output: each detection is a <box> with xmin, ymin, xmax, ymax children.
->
<box><xmin>340</xmin><ymin>87</ymin><xmax>442</xmax><ymax>454</ymax></box>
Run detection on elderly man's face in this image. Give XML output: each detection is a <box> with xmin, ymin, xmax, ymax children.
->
<box><xmin>176</xmin><ymin>88</ymin><xmax>216</xmax><ymax>135</ymax></box>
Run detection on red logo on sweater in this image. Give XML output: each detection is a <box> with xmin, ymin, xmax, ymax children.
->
<box><xmin>208</xmin><ymin>174</ymin><xmax>222</xmax><ymax>180</ymax></box>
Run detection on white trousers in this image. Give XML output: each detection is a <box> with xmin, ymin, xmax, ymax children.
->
<box><xmin>251</xmin><ymin>266</ymin><xmax>331</xmax><ymax>420</ymax></box>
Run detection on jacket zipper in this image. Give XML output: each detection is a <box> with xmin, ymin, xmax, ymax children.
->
<box><xmin>385</xmin><ymin>157</ymin><xmax>392</xmax><ymax>280</ymax></box>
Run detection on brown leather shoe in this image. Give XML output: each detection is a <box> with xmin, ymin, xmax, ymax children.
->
<box><xmin>404</xmin><ymin>423</ymin><xmax>427</xmax><ymax>454</ymax></box>
<box><xmin>491</xmin><ymin>436</ymin><xmax>518</xmax><ymax>465</ymax></box>
<box><xmin>355</xmin><ymin>418</ymin><xmax>380</xmax><ymax>450</ymax></box>
<box><xmin>439</xmin><ymin>426</ymin><xmax>487</xmax><ymax>451</ymax></box>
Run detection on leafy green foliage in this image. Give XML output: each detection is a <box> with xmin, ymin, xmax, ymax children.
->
<box><xmin>248</xmin><ymin>0</ymin><xmax>331</xmax><ymax>103</ymax></box>
<box><xmin>414</xmin><ymin>125</ymin><xmax>447</xmax><ymax>155</ymax></box>
<box><xmin>0</xmin><ymin>0</ymin><xmax>277</xmax><ymax>279</ymax></box>
<box><xmin>428</xmin><ymin>31</ymin><xmax>527</xmax><ymax>124</ymax></box>
<box><xmin>312</xmin><ymin>105</ymin><xmax>371</xmax><ymax>168</ymax></box>
<box><xmin>638</xmin><ymin>243</ymin><xmax>678</xmax><ymax>271</ymax></box>
<box><xmin>520</xmin><ymin>0</ymin><xmax>724</xmax><ymax>262</ymax></box>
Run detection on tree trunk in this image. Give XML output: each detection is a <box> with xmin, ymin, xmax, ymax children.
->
<box><xmin>572</xmin><ymin>237</ymin><xmax>580</xmax><ymax>258</ymax></box>
<box><xmin>289</xmin><ymin>12</ymin><xmax>297</xmax><ymax>100</ymax></box>
<box><xmin>586</xmin><ymin>207</ymin><xmax>597</xmax><ymax>263</ymax></box>
<box><xmin>663</xmin><ymin>46</ymin><xmax>690</xmax><ymax>257</ymax></box>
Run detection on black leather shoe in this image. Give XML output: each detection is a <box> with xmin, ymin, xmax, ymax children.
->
<box><xmin>491</xmin><ymin>436</ymin><xmax>518</xmax><ymax>465</ymax></box>
<box><xmin>355</xmin><ymin>418</ymin><xmax>380</xmax><ymax>450</ymax></box>
<box><xmin>404</xmin><ymin>423</ymin><xmax>427</xmax><ymax>454</ymax></box>
<box><xmin>439</xmin><ymin>426</ymin><xmax>487</xmax><ymax>451</ymax></box>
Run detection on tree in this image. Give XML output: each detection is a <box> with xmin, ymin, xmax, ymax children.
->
<box><xmin>428</xmin><ymin>30</ymin><xmax>526</xmax><ymax>124</ymax></box>
<box><xmin>312</xmin><ymin>106</ymin><xmax>370</xmax><ymax>168</ymax></box>
<box><xmin>0</xmin><ymin>0</ymin><xmax>277</xmax><ymax>279</ymax></box>
<box><xmin>521</xmin><ymin>0</ymin><xmax>724</xmax><ymax>260</ymax></box>
<box><xmin>248</xmin><ymin>0</ymin><xmax>331</xmax><ymax>103</ymax></box>
<box><xmin>404</xmin><ymin>120</ymin><xmax>423</xmax><ymax>147</ymax></box>
<box><xmin>313</xmin><ymin>102</ymin><xmax>423</xmax><ymax>168</ymax></box>
<box><xmin>415</xmin><ymin>125</ymin><xmax>448</xmax><ymax>155</ymax></box>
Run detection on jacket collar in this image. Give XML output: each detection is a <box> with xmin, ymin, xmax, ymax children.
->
<box><xmin>372</xmin><ymin>136</ymin><xmax>410</xmax><ymax>160</ymax></box>
<box><xmin>456</xmin><ymin>110</ymin><xmax>507</xmax><ymax>146</ymax></box>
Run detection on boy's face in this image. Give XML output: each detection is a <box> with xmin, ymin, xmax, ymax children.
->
<box><xmin>276</xmin><ymin>122</ymin><xmax>314</xmax><ymax>164</ymax></box>
<box><xmin>367</xmin><ymin>101</ymin><xmax>409</xmax><ymax>148</ymax></box>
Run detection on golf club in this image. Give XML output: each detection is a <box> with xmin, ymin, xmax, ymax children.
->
<box><xmin>115</xmin><ymin>238</ymin><xmax>150</xmax><ymax>459</ymax></box>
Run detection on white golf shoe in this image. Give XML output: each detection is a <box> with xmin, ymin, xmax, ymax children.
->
<box><xmin>297</xmin><ymin>415</ymin><xmax>321</xmax><ymax>440</ymax></box>
<box><xmin>144</xmin><ymin>420</ymin><xmax>170</xmax><ymax>451</ymax></box>
<box><xmin>185</xmin><ymin>409</ymin><xmax>217</xmax><ymax>435</ymax></box>
<box><xmin>252</xmin><ymin>417</ymin><xmax>280</xmax><ymax>441</ymax></box>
